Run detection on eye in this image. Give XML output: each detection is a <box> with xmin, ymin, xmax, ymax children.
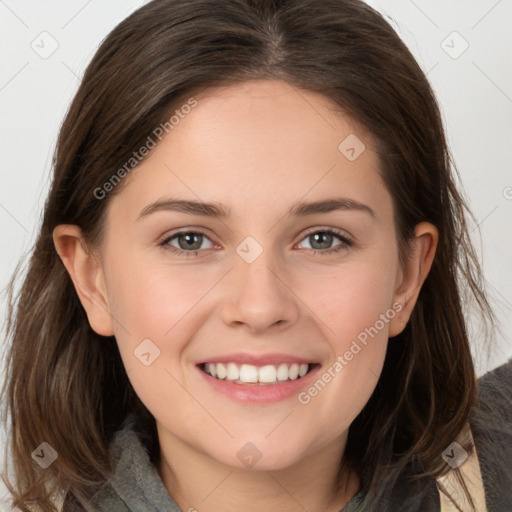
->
<box><xmin>159</xmin><ymin>228</ymin><xmax>353</xmax><ymax>258</ymax></box>
<box><xmin>296</xmin><ymin>228</ymin><xmax>353</xmax><ymax>255</ymax></box>
<box><xmin>160</xmin><ymin>230</ymin><xmax>216</xmax><ymax>257</ymax></box>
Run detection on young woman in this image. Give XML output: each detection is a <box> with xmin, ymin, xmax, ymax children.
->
<box><xmin>2</xmin><ymin>0</ymin><xmax>511</xmax><ymax>511</ymax></box>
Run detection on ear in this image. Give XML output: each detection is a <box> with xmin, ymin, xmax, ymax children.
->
<box><xmin>53</xmin><ymin>224</ymin><xmax>115</xmax><ymax>336</ymax></box>
<box><xmin>388</xmin><ymin>222</ymin><xmax>438</xmax><ymax>337</ymax></box>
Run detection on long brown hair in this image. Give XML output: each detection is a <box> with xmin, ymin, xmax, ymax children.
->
<box><xmin>2</xmin><ymin>0</ymin><xmax>495</xmax><ymax>510</ymax></box>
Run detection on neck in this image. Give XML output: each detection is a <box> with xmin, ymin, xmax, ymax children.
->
<box><xmin>156</xmin><ymin>429</ymin><xmax>360</xmax><ymax>512</ymax></box>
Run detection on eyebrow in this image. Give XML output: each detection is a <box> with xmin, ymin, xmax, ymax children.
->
<box><xmin>137</xmin><ymin>197</ymin><xmax>376</xmax><ymax>220</ymax></box>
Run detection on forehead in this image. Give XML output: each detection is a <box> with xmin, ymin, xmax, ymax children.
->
<box><xmin>107</xmin><ymin>79</ymin><xmax>392</xmax><ymax>225</ymax></box>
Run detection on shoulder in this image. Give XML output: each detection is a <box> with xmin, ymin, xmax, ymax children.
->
<box><xmin>62</xmin><ymin>415</ymin><xmax>181</xmax><ymax>511</ymax></box>
<box><xmin>469</xmin><ymin>357</ymin><xmax>512</xmax><ymax>512</ymax></box>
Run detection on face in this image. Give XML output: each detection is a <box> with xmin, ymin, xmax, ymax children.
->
<box><xmin>93</xmin><ymin>79</ymin><xmax>405</xmax><ymax>471</ymax></box>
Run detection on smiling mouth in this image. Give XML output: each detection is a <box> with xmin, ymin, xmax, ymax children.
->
<box><xmin>200</xmin><ymin>362</ymin><xmax>316</xmax><ymax>385</ymax></box>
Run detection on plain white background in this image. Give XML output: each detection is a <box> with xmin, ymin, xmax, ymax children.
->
<box><xmin>1</xmin><ymin>0</ymin><xmax>511</xmax><ymax>508</ymax></box>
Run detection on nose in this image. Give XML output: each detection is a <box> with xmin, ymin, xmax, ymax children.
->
<box><xmin>220</xmin><ymin>247</ymin><xmax>300</xmax><ymax>334</ymax></box>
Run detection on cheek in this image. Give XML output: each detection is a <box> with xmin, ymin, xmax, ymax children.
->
<box><xmin>106</xmin><ymin>252</ymin><xmax>220</xmax><ymax>343</ymax></box>
<box><xmin>296</xmin><ymin>257</ymin><xmax>397</xmax><ymax>420</ymax></box>
<box><xmin>103</xmin><ymin>257</ymin><xmax>206</xmax><ymax>422</ymax></box>
<box><xmin>305</xmin><ymin>255</ymin><xmax>398</xmax><ymax>347</ymax></box>
<box><xmin>103</xmin><ymin>252</ymin><xmax>234</xmax><ymax>407</ymax></box>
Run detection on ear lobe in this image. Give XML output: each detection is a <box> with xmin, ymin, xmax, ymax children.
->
<box><xmin>389</xmin><ymin>222</ymin><xmax>439</xmax><ymax>337</ymax></box>
<box><xmin>53</xmin><ymin>224</ymin><xmax>115</xmax><ymax>336</ymax></box>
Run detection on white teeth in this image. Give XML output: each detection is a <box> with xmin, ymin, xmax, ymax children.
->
<box><xmin>239</xmin><ymin>364</ymin><xmax>258</xmax><ymax>383</ymax></box>
<box><xmin>277</xmin><ymin>363</ymin><xmax>289</xmax><ymax>381</ymax></box>
<box><xmin>216</xmin><ymin>363</ymin><xmax>227</xmax><ymax>380</ymax></box>
<box><xmin>288</xmin><ymin>364</ymin><xmax>299</xmax><ymax>380</ymax></box>
<box><xmin>258</xmin><ymin>365</ymin><xmax>277</xmax><ymax>383</ymax></box>
<box><xmin>207</xmin><ymin>363</ymin><xmax>217</xmax><ymax>378</ymax></box>
<box><xmin>203</xmin><ymin>362</ymin><xmax>312</xmax><ymax>384</ymax></box>
<box><xmin>226</xmin><ymin>362</ymin><xmax>239</xmax><ymax>381</ymax></box>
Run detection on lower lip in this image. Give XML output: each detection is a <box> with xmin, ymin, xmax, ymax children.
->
<box><xmin>196</xmin><ymin>364</ymin><xmax>321</xmax><ymax>403</ymax></box>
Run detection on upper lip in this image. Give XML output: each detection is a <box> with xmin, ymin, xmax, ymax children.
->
<box><xmin>197</xmin><ymin>352</ymin><xmax>317</xmax><ymax>366</ymax></box>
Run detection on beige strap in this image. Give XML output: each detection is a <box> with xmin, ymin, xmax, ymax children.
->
<box><xmin>436</xmin><ymin>425</ymin><xmax>487</xmax><ymax>511</ymax></box>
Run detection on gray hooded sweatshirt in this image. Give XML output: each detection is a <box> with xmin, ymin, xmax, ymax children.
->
<box><xmin>63</xmin><ymin>358</ymin><xmax>512</xmax><ymax>512</ymax></box>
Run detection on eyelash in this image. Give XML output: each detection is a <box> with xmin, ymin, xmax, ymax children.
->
<box><xmin>159</xmin><ymin>228</ymin><xmax>353</xmax><ymax>258</ymax></box>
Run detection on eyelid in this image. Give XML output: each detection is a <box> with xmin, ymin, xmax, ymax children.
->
<box><xmin>158</xmin><ymin>229</ymin><xmax>219</xmax><ymax>258</ymax></box>
<box><xmin>158</xmin><ymin>227</ymin><xmax>217</xmax><ymax>245</ymax></box>
<box><xmin>299</xmin><ymin>226</ymin><xmax>353</xmax><ymax>243</ymax></box>
<box><xmin>159</xmin><ymin>226</ymin><xmax>353</xmax><ymax>256</ymax></box>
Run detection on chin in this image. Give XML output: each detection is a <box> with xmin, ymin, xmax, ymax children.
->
<box><xmin>212</xmin><ymin>440</ymin><xmax>309</xmax><ymax>472</ymax></box>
